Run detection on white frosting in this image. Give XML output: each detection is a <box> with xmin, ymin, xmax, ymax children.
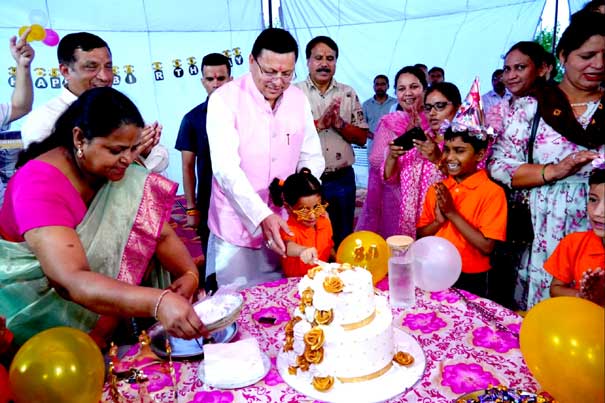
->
<box><xmin>298</xmin><ymin>264</ymin><xmax>376</xmax><ymax>325</ymax></box>
<box><xmin>323</xmin><ymin>296</ymin><xmax>394</xmax><ymax>379</ymax></box>
<box><xmin>287</xmin><ymin>264</ymin><xmax>396</xmax><ymax>385</ymax></box>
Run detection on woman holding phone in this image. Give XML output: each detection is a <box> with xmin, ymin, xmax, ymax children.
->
<box><xmin>356</xmin><ymin>66</ymin><xmax>461</xmax><ymax>238</ymax></box>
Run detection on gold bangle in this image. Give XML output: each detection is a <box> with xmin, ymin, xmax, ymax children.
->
<box><xmin>186</xmin><ymin>208</ymin><xmax>200</xmax><ymax>216</ymax></box>
<box><xmin>153</xmin><ymin>289</ymin><xmax>172</xmax><ymax>320</ymax></box>
<box><xmin>183</xmin><ymin>270</ymin><xmax>199</xmax><ymax>288</ymax></box>
<box><xmin>541</xmin><ymin>163</ymin><xmax>553</xmax><ymax>184</ymax></box>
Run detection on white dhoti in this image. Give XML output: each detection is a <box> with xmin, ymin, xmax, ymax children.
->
<box><xmin>206</xmin><ymin>232</ymin><xmax>283</xmax><ymax>288</ymax></box>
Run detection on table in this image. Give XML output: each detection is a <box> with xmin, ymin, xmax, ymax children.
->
<box><xmin>102</xmin><ymin>278</ymin><xmax>540</xmax><ymax>402</ymax></box>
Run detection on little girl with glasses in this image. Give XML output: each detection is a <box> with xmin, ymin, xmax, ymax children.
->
<box><xmin>269</xmin><ymin>168</ymin><xmax>335</xmax><ymax>277</ymax></box>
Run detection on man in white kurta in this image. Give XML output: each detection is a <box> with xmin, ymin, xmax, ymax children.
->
<box><xmin>21</xmin><ymin>32</ymin><xmax>168</xmax><ymax>172</ymax></box>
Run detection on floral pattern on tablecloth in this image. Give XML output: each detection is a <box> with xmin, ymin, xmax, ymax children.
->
<box><xmin>102</xmin><ymin>278</ymin><xmax>540</xmax><ymax>403</ymax></box>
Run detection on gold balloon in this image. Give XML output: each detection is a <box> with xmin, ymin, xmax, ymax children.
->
<box><xmin>520</xmin><ymin>297</ymin><xmax>604</xmax><ymax>403</ymax></box>
<box><xmin>9</xmin><ymin>327</ymin><xmax>105</xmax><ymax>403</ymax></box>
<box><xmin>18</xmin><ymin>24</ymin><xmax>46</xmax><ymax>42</ymax></box>
<box><xmin>336</xmin><ymin>231</ymin><xmax>389</xmax><ymax>284</ymax></box>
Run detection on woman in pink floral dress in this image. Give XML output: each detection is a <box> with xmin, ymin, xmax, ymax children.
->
<box><xmin>357</xmin><ymin>67</ymin><xmax>461</xmax><ymax>239</ymax></box>
<box><xmin>488</xmin><ymin>13</ymin><xmax>605</xmax><ymax>309</ymax></box>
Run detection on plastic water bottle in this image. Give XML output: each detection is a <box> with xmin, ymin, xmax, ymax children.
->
<box><xmin>386</xmin><ymin>235</ymin><xmax>415</xmax><ymax>308</ymax></box>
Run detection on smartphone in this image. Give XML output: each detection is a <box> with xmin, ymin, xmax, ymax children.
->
<box><xmin>393</xmin><ymin>127</ymin><xmax>426</xmax><ymax>150</ymax></box>
<box><xmin>393</xmin><ymin>126</ymin><xmax>426</xmax><ymax>151</ymax></box>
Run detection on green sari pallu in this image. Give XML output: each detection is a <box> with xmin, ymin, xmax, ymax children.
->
<box><xmin>0</xmin><ymin>164</ymin><xmax>177</xmax><ymax>346</ymax></box>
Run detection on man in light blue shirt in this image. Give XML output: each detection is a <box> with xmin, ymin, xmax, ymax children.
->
<box><xmin>362</xmin><ymin>74</ymin><xmax>397</xmax><ymax>156</ymax></box>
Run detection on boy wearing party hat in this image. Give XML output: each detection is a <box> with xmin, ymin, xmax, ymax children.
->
<box><xmin>417</xmin><ymin>78</ymin><xmax>507</xmax><ymax>297</ymax></box>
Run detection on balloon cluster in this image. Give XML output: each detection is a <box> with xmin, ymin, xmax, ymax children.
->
<box><xmin>19</xmin><ymin>9</ymin><xmax>59</xmax><ymax>46</ymax></box>
<box><xmin>336</xmin><ymin>232</ymin><xmax>462</xmax><ymax>292</ymax></box>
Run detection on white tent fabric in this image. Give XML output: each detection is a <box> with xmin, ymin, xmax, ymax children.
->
<box><xmin>283</xmin><ymin>0</ymin><xmax>547</xmax><ymax>101</ymax></box>
<box><xmin>1</xmin><ymin>0</ymin><xmax>547</xmax><ymax>189</ymax></box>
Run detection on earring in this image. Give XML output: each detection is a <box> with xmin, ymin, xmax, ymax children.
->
<box><xmin>77</xmin><ymin>148</ymin><xmax>84</xmax><ymax>158</ymax></box>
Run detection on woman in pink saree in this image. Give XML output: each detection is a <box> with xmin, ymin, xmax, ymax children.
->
<box><xmin>357</xmin><ymin>67</ymin><xmax>461</xmax><ymax>239</ymax></box>
<box><xmin>0</xmin><ymin>88</ymin><xmax>206</xmax><ymax>347</ymax></box>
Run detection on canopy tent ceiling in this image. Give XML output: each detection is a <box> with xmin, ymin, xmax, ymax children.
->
<box><xmin>1</xmin><ymin>0</ymin><xmax>561</xmax><ymax>188</ymax></box>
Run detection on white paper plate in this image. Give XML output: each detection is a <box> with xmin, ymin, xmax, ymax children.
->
<box><xmin>198</xmin><ymin>351</ymin><xmax>271</xmax><ymax>389</ymax></box>
<box><xmin>277</xmin><ymin>328</ymin><xmax>425</xmax><ymax>403</ymax></box>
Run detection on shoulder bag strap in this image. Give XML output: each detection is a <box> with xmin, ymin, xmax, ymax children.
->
<box><xmin>527</xmin><ymin>110</ymin><xmax>540</xmax><ymax>164</ymax></box>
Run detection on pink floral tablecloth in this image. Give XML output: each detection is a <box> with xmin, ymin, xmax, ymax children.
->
<box><xmin>102</xmin><ymin>278</ymin><xmax>539</xmax><ymax>402</ymax></box>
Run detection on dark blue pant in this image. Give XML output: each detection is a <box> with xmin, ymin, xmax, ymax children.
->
<box><xmin>321</xmin><ymin>166</ymin><xmax>356</xmax><ymax>249</ymax></box>
<box><xmin>0</xmin><ymin>131</ymin><xmax>22</xmax><ymax>207</ymax></box>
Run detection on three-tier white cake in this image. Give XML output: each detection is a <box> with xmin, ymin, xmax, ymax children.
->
<box><xmin>281</xmin><ymin>263</ymin><xmax>414</xmax><ymax>392</ymax></box>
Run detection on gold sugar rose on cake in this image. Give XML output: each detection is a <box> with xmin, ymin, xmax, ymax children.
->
<box><xmin>297</xmin><ymin>354</ymin><xmax>310</xmax><ymax>371</ymax></box>
<box><xmin>312</xmin><ymin>375</ymin><xmax>335</xmax><ymax>391</ymax></box>
<box><xmin>283</xmin><ymin>335</ymin><xmax>294</xmax><ymax>352</ymax></box>
<box><xmin>393</xmin><ymin>351</ymin><xmax>414</xmax><ymax>366</ymax></box>
<box><xmin>284</xmin><ymin>316</ymin><xmax>301</xmax><ymax>336</ymax></box>
<box><xmin>307</xmin><ymin>266</ymin><xmax>323</xmax><ymax>279</ymax></box>
<box><xmin>314</xmin><ymin>309</ymin><xmax>333</xmax><ymax>325</ymax></box>
<box><xmin>283</xmin><ymin>317</ymin><xmax>301</xmax><ymax>352</ymax></box>
<box><xmin>301</xmin><ymin>288</ymin><xmax>314</xmax><ymax>306</ymax></box>
<box><xmin>304</xmin><ymin>345</ymin><xmax>324</xmax><ymax>364</ymax></box>
<box><xmin>304</xmin><ymin>327</ymin><xmax>325</xmax><ymax>351</ymax></box>
<box><xmin>323</xmin><ymin>276</ymin><xmax>344</xmax><ymax>293</ymax></box>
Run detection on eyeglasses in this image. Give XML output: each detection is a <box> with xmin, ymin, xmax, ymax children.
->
<box><xmin>254</xmin><ymin>57</ymin><xmax>296</xmax><ymax>83</ymax></box>
<box><xmin>423</xmin><ymin>101</ymin><xmax>452</xmax><ymax>112</ymax></box>
<box><xmin>292</xmin><ymin>202</ymin><xmax>328</xmax><ymax>221</ymax></box>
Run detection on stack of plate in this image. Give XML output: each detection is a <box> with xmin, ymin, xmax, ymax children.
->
<box><xmin>194</xmin><ymin>293</ymin><xmax>244</xmax><ymax>332</ymax></box>
<box><xmin>146</xmin><ymin>292</ymin><xmax>245</xmax><ymax>359</ymax></box>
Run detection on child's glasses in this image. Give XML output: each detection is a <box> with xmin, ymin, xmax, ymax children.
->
<box><xmin>292</xmin><ymin>202</ymin><xmax>329</xmax><ymax>221</ymax></box>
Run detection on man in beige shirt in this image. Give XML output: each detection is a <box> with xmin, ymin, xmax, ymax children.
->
<box><xmin>296</xmin><ymin>36</ymin><xmax>368</xmax><ymax>247</ymax></box>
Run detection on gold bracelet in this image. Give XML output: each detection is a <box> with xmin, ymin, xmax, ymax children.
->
<box><xmin>153</xmin><ymin>289</ymin><xmax>172</xmax><ymax>320</ymax></box>
<box><xmin>186</xmin><ymin>208</ymin><xmax>200</xmax><ymax>216</ymax></box>
<box><xmin>183</xmin><ymin>270</ymin><xmax>199</xmax><ymax>288</ymax></box>
<box><xmin>541</xmin><ymin>163</ymin><xmax>553</xmax><ymax>184</ymax></box>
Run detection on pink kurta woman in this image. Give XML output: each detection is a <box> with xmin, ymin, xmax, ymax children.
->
<box><xmin>356</xmin><ymin>68</ymin><xmax>461</xmax><ymax>239</ymax></box>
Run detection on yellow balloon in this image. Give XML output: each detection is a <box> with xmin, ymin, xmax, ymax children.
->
<box><xmin>336</xmin><ymin>231</ymin><xmax>389</xmax><ymax>284</ymax></box>
<box><xmin>520</xmin><ymin>297</ymin><xmax>604</xmax><ymax>403</ymax></box>
<box><xmin>9</xmin><ymin>327</ymin><xmax>104</xmax><ymax>403</ymax></box>
<box><xmin>18</xmin><ymin>24</ymin><xmax>46</xmax><ymax>42</ymax></box>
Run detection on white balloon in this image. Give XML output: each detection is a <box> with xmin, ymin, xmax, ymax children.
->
<box><xmin>29</xmin><ymin>9</ymin><xmax>48</xmax><ymax>26</ymax></box>
<box><xmin>410</xmin><ymin>236</ymin><xmax>462</xmax><ymax>292</ymax></box>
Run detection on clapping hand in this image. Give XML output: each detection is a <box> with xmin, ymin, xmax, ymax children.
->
<box><xmin>579</xmin><ymin>268</ymin><xmax>605</xmax><ymax>306</ymax></box>
<box><xmin>434</xmin><ymin>198</ymin><xmax>446</xmax><ymax>225</ymax></box>
<box><xmin>10</xmin><ymin>28</ymin><xmax>35</xmax><ymax>68</ymax></box>
<box><xmin>137</xmin><ymin>121</ymin><xmax>162</xmax><ymax>158</ymax></box>
<box><xmin>317</xmin><ymin>98</ymin><xmax>342</xmax><ymax>130</ymax></box>
<box><xmin>435</xmin><ymin>182</ymin><xmax>456</xmax><ymax>218</ymax></box>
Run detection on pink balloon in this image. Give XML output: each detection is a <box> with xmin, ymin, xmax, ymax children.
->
<box><xmin>42</xmin><ymin>29</ymin><xmax>59</xmax><ymax>46</ymax></box>
<box><xmin>410</xmin><ymin>236</ymin><xmax>461</xmax><ymax>292</ymax></box>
